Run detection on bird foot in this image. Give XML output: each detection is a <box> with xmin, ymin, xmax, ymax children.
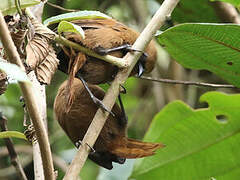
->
<box><xmin>75</xmin><ymin>140</ymin><xmax>96</xmax><ymax>154</ymax></box>
<box><xmin>91</xmin><ymin>96</ymin><xmax>115</xmax><ymax>117</ymax></box>
<box><xmin>119</xmin><ymin>84</ymin><xmax>127</xmax><ymax>94</ymax></box>
<box><xmin>79</xmin><ymin>76</ymin><xmax>116</xmax><ymax>117</ymax></box>
<box><xmin>94</xmin><ymin>44</ymin><xmax>147</xmax><ymax>77</ymax></box>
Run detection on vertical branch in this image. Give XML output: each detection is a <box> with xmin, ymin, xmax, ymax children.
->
<box><xmin>29</xmin><ymin>4</ymin><xmax>48</xmax><ymax>179</ymax></box>
<box><xmin>29</xmin><ymin>71</ymin><xmax>46</xmax><ymax>180</ymax></box>
<box><xmin>29</xmin><ymin>3</ymin><xmax>51</xmax><ymax>179</ymax></box>
<box><xmin>0</xmin><ymin>113</ymin><xmax>27</xmax><ymax>180</ymax></box>
<box><xmin>63</xmin><ymin>0</ymin><xmax>180</xmax><ymax>179</ymax></box>
<box><xmin>0</xmin><ymin>12</ymin><xmax>55</xmax><ymax>180</ymax></box>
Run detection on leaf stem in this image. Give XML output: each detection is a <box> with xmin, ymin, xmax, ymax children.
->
<box><xmin>55</xmin><ymin>35</ymin><xmax>128</xmax><ymax>68</ymax></box>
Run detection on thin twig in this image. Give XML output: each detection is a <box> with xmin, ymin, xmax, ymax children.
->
<box><xmin>46</xmin><ymin>1</ymin><xmax>77</xmax><ymax>12</ymax></box>
<box><xmin>137</xmin><ymin>75</ymin><xmax>237</xmax><ymax>88</ymax></box>
<box><xmin>0</xmin><ymin>145</ymin><xmax>32</xmax><ymax>177</ymax></box>
<box><xmin>0</xmin><ymin>113</ymin><xmax>27</xmax><ymax>180</ymax></box>
<box><xmin>63</xmin><ymin>0</ymin><xmax>180</xmax><ymax>179</ymax></box>
<box><xmin>0</xmin><ymin>12</ymin><xmax>55</xmax><ymax>180</ymax></box>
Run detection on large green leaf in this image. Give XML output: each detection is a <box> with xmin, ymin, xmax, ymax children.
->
<box><xmin>130</xmin><ymin>92</ymin><xmax>240</xmax><ymax>180</ymax></box>
<box><xmin>43</xmin><ymin>11</ymin><xmax>111</xmax><ymax>26</ymax></box>
<box><xmin>0</xmin><ymin>0</ymin><xmax>40</xmax><ymax>16</ymax></box>
<box><xmin>157</xmin><ymin>23</ymin><xmax>240</xmax><ymax>87</ymax></box>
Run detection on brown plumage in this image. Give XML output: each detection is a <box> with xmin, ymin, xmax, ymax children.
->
<box><xmin>54</xmin><ymin>78</ymin><xmax>164</xmax><ymax>169</ymax></box>
<box><xmin>58</xmin><ymin>18</ymin><xmax>157</xmax><ymax>84</ymax></box>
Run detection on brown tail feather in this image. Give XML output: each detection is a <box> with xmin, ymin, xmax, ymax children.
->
<box><xmin>66</xmin><ymin>52</ymin><xmax>86</xmax><ymax>112</ymax></box>
<box><xmin>110</xmin><ymin>138</ymin><xmax>165</xmax><ymax>159</ymax></box>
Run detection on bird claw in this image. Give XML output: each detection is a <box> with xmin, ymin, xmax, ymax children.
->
<box><xmin>137</xmin><ymin>62</ymin><xmax>144</xmax><ymax>77</ymax></box>
<box><xmin>119</xmin><ymin>85</ymin><xmax>127</xmax><ymax>94</ymax></box>
<box><xmin>75</xmin><ymin>140</ymin><xmax>96</xmax><ymax>154</ymax></box>
<box><xmin>94</xmin><ymin>44</ymin><xmax>147</xmax><ymax>77</ymax></box>
<box><xmin>86</xmin><ymin>143</ymin><xmax>96</xmax><ymax>154</ymax></box>
<box><xmin>79</xmin><ymin>76</ymin><xmax>116</xmax><ymax>117</ymax></box>
<box><xmin>92</xmin><ymin>97</ymin><xmax>115</xmax><ymax>117</ymax></box>
<box><xmin>75</xmin><ymin>140</ymin><xmax>82</xmax><ymax>148</ymax></box>
<box><xmin>136</xmin><ymin>52</ymin><xmax>148</xmax><ymax>77</ymax></box>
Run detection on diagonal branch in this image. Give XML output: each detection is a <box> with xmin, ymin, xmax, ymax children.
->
<box><xmin>63</xmin><ymin>0</ymin><xmax>180</xmax><ymax>179</ymax></box>
<box><xmin>0</xmin><ymin>12</ymin><xmax>55</xmax><ymax>180</ymax></box>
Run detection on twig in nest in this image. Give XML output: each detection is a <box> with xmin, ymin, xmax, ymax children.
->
<box><xmin>0</xmin><ymin>112</ymin><xmax>27</xmax><ymax>180</ymax></box>
<box><xmin>137</xmin><ymin>76</ymin><xmax>237</xmax><ymax>89</ymax></box>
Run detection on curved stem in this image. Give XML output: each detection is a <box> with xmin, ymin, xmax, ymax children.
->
<box><xmin>55</xmin><ymin>35</ymin><xmax>127</xmax><ymax>68</ymax></box>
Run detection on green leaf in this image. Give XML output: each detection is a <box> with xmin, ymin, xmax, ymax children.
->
<box><xmin>58</xmin><ymin>21</ymin><xmax>85</xmax><ymax>39</ymax></box>
<box><xmin>43</xmin><ymin>10</ymin><xmax>111</xmax><ymax>26</ymax></box>
<box><xmin>157</xmin><ymin>23</ymin><xmax>240</xmax><ymax>87</ymax></box>
<box><xmin>157</xmin><ymin>0</ymin><xmax>220</xmax><ymax>23</ymax></box>
<box><xmin>0</xmin><ymin>60</ymin><xmax>31</xmax><ymax>83</ymax></box>
<box><xmin>0</xmin><ymin>131</ymin><xmax>27</xmax><ymax>140</ymax></box>
<box><xmin>0</xmin><ymin>0</ymin><xmax>40</xmax><ymax>16</ymax></box>
<box><xmin>130</xmin><ymin>92</ymin><xmax>240</xmax><ymax>180</ymax></box>
<box><xmin>210</xmin><ymin>0</ymin><xmax>240</xmax><ymax>7</ymax></box>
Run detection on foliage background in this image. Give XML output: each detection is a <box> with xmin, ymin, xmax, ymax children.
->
<box><xmin>1</xmin><ymin>0</ymin><xmax>239</xmax><ymax>180</ymax></box>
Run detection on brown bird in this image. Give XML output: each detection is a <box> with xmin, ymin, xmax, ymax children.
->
<box><xmin>57</xmin><ymin>18</ymin><xmax>157</xmax><ymax>114</ymax></box>
<box><xmin>57</xmin><ymin>18</ymin><xmax>157</xmax><ymax>84</ymax></box>
<box><xmin>54</xmin><ymin>78</ymin><xmax>164</xmax><ymax>169</ymax></box>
